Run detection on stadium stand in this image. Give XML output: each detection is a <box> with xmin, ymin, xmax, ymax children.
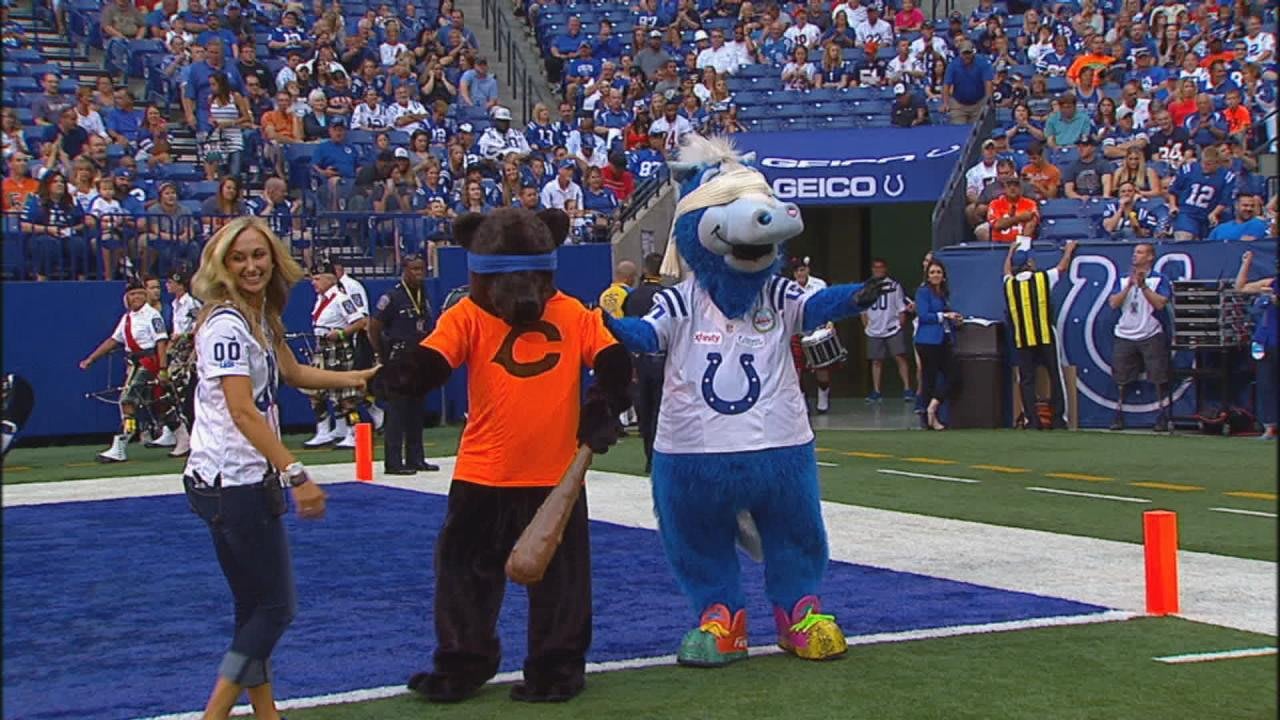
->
<box><xmin>1</xmin><ymin>0</ymin><xmax>1276</xmax><ymax>282</ymax></box>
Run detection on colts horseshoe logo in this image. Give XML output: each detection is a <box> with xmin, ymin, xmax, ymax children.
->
<box><xmin>492</xmin><ymin>321</ymin><xmax>562</xmax><ymax>378</ymax></box>
<box><xmin>702</xmin><ymin>352</ymin><xmax>761</xmax><ymax>415</ymax></box>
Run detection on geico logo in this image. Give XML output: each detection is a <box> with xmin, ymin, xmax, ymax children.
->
<box><xmin>761</xmin><ymin>156</ymin><xmax>917</xmax><ymax>168</ymax></box>
<box><xmin>771</xmin><ymin>176</ymin><xmax>906</xmax><ymax>199</ymax></box>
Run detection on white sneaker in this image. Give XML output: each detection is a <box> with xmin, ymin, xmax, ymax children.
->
<box><xmin>145</xmin><ymin>426</ymin><xmax>177</xmax><ymax>448</ymax></box>
<box><xmin>335</xmin><ymin>426</ymin><xmax>357</xmax><ymax>448</ymax></box>
<box><xmin>168</xmin><ymin>425</ymin><xmax>190</xmax><ymax>457</ymax></box>
<box><xmin>816</xmin><ymin>387</ymin><xmax>831</xmax><ymax>414</ymax></box>
<box><xmin>303</xmin><ymin>419</ymin><xmax>337</xmax><ymax>447</ymax></box>
<box><xmin>367</xmin><ymin>403</ymin><xmax>385</xmax><ymax>432</ymax></box>
<box><xmin>97</xmin><ymin>434</ymin><xmax>129</xmax><ymax>463</ymax></box>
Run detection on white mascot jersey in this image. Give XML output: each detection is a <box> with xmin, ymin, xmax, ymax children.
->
<box><xmin>643</xmin><ymin>275</ymin><xmax>814</xmax><ymax>454</ymax></box>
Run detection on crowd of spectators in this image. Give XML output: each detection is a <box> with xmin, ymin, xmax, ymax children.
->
<box><xmin>2</xmin><ymin>0</ymin><xmax>1278</xmax><ymax>281</ymax></box>
<box><xmin>953</xmin><ymin>0</ymin><xmax>1277</xmax><ymax>244</ymax></box>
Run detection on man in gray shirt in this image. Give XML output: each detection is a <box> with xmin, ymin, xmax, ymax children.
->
<box><xmin>650</xmin><ymin>59</ymin><xmax>682</xmax><ymax>97</ymax></box>
<box><xmin>1063</xmin><ymin>135</ymin><xmax>1113</xmax><ymax>198</ymax></box>
<box><xmin>30</xmin><ymin>73</ymin><xmax>72</xmax><ymax>126</ymax></box>
<box><xmin>635</xmin><ymin>30</ymin><xmax>674</xmax><ymax>81</ymax></box>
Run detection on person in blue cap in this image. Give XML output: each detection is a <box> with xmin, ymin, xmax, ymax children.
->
<box><xmin>1001</xmin><ymin>240</ymin><xmax>1077</xmax><ymax>429</ymax></box>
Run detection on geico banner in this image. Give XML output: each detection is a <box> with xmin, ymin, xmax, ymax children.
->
<box><xmin>731</xmin><ymin>126</ymin><xmax>972</xmax><ymax>205</ymax></box>
<box><xmin>937</xmin><ymin>240</ymin><xmax>1277</xmax><ymax>428</ymax></box>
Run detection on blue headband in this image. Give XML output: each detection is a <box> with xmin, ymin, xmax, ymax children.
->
<box><xmin>467</xmin><ymin>252</ymin><xmax>558</xmax><ymax>274</ymax></box>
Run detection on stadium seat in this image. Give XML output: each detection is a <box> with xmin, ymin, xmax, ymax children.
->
<box><xmin>1039</xmin><ymin>198</ymin><xmax>1084</xmax><ymax>220</ymax></box>
<box><xmin>183</xmin><ymin>180</ymin><xmax>221</xmax><ymax>201</ymax></box>
<box><xmin>1040</xmin><ymin>217</ymin><xmax>1099</xmax><ymax>242</ymax></box>
<box><xmin>4</xmin><ymin>77</ymin><xmax>38</xmax><ymax>92</ymax></box>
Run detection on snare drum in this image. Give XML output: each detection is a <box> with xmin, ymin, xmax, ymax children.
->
<box><xmin>800</xmin><ymin>327</ymin><xmax>847</xmax><ymax>369</ymax></box>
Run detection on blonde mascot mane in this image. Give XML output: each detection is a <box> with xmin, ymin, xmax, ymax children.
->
<box><xmin>659</xmin><ymin>135</ymin><xmax>775</xmax><ymax>279</ymax></box>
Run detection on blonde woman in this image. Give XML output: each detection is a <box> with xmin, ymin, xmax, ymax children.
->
<box><xmin>1110</xmin><ymin>147</ymin><xmax>1161</xmax><ymax>199</ymax></box>
<box><xmin>185</xmin><ymin>217</ymin><xmax>377</xmax><ymax>720</ymax></box>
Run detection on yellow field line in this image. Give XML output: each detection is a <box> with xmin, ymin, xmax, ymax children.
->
<box><xmin>815</xmin><ymin>447</ymin><xmax>837</xmax><ymax>453</ymax></box>
<box><xmin>971</xmin><ymin>464</ymin><xmax>1029</xmax><ymax>474</ymax></box>
<box><xmin>903</xmin><ymin>457</ymin><xmax>958</xmax><ymax>465</ymax></box>
<box><xmin>3</xmin><ymin>465</ymin><xmax>31</xmax><ymax>472</ymax></box>
<box><xmin>1129</xmin><ymin>482</ymin><xmax>1205</xmax><ymax>493</ymax></box>
<box><xmin>1225</xmin><ymin>491</ymin><xmax>1278</xmax><ymax>501</ymax></box>
<box><xmin>843</xmin><ymin>451</ymin><xmax>894</xmax><ymax>459</ymax></box>
<box><xmin>1045</xmin><ymin>472</ymin><xmax>1112</xmax><ymax>483</ymax></box>
<box><xmin>65</xmin><ymin>461</ymin><xmax>110</xmax><ymax>468</ymax></box>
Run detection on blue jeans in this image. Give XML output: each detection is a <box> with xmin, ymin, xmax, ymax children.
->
<box><xmin>184</xmin><ymin>474</ymin><xmax>297</xmax><ymax>688</ymax></box>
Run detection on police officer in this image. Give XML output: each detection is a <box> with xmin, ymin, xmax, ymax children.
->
<box><xmin>621</xmin><ymin>253</ymin><xmax>666</xmax><ymax>473</ymax></box>
<box><xmin>370</xmin><ymin>253</ymin><xmax>439</xmax><ymax>474</ymax></box>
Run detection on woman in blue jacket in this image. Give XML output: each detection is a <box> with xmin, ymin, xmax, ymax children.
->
<box><xmin>914</xmin><ymin>259</ymin><xmax>964</xmax><ymax>430</ymax></box>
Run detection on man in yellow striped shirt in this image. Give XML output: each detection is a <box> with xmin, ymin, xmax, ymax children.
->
<box><xmin>598</xmin><ymin>260</ymin><xmax>637</xmax><ymax>319</ymax></box>
<box><xmin>1002</xmin><ymin>241</ymin><xmax>1076</xmax><ymax>429</ymax></box>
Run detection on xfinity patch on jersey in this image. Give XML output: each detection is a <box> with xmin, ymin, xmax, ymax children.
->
<box><xmin>693</xmin><ymin>331</ymin><xmax>722</xmax><ymax>345</ymax></box>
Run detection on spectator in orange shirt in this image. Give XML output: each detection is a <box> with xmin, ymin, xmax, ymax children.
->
<box><xmin>1066</xmin><ymin>35</ymin><xmax>1114</xmax><ymax>89</ymax></box>
<box><xmin>1020</xmin><ymin>142</ymin><xmax>1062</xmax><ymax>199</ymax></box>
<box><xmin>1166</xmin><ymin>78</ymin><xmax>1199</xmax><ymax>128</ymax></box>
<box><xmin>1221</xmin><ymin>88</ymin><xmax>1252</xmax><ymax>138</ymax></box>
<box><xmin>984</xmin><ymin>177</ymin><xmax>1040</xmax><ymax>243</ymax></box>
<box><xmin>1</xmin><ymin>153</ymin><xmax>39</xmax><ymax>213</ymax></box>
<box><xmin>261</xmin><ymin>90</ymin><xmax>299</xmax><ymax>179</ymax></box>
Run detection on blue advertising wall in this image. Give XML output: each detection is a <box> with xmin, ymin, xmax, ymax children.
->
<box><xmin>936</xmin><ymin>240</ymin><xmax>1277</xmax><ymax>428</ymax></box>
<box><xmin>3</xmin><ymin>244</ymin><xmax>612</xmax><ymax>439</ymax></box>
<box><xmin>732</xmin><ymin>126</ymin><xmax>971</xmax><ymax>206</ymax></box>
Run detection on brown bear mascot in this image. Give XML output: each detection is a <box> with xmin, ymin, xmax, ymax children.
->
<box><xmin>383</xmin><ymin>207</ymin><xmax>632</xmax><ymax>704</ymax></box>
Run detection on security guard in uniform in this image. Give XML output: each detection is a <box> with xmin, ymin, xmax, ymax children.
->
<box><xmin>1002</xmin><ymin>241</ymin><xmax>1076</xmax><ymax>429</ymax></box>
<box><xmin>370</xmin><ymin>253</ymin><xmax>439</xmax><ymax>474</ymax></box>
<box><xmin>621</xmin><ymin>253</ymin><xmax>666</xmax><ymax>473</ymax></box>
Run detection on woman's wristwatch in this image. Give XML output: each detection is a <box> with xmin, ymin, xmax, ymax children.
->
<box><xmin>283</xmin><ymin>461</ymin><xmax>311</xmax><ymax>487</ymax></box>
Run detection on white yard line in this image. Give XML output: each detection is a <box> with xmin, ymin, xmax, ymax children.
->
<box><xmin>816</xmin><ymin>461</ymin><xmax>839</xmax><ymax>468</ymax></box>
<box><xmin>876</xmin><ymin>468</ymin><xmax>979</xmax><ymax>484</ymax></box>
<box><xmin>6</xmin><ymin>464</ymin><xmax>1276</xmax><ymax>636</ymax></box>
<box><xmin>1210</xmin><ymin>507</ymin><xmax>1278</xmax><ymax>519</ymax></box>
<box><xmin>136</xmin><ymin>610</ymin><xmax>1135</xmax><ymax>720</ymax></box>
<box><xmin>1152</xmin><ymin>647</ymin><xmax>1278</xmax><ymax>664</ymax></box>
<box><xmin>1025</xmin><ymin>486</ymin><xmax>1152</xmax><ymax>504</ymax></box>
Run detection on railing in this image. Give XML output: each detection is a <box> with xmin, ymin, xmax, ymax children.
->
<box><xmin>480</xmin><ymin>0</ymin><xmax>536</xmax><ymax>122</ymax></box>
<box><xmin>2</xmin><ymin>210</ymin><xmax>459</xmax><ymax>281</ymax></box>
<box><xmin>930</xmin><ymin>103</ymin><xmax>997</xmax><ymax>250</ymax></box>
<box><xmin>929</xmin><ymin>0</ymin><xmax>956</xmax><ymax>21</ymax></box>
<box><xmin>615</xmin><ymin>175</ymin><xmax>668</xmax><ymax>235</ymax></box>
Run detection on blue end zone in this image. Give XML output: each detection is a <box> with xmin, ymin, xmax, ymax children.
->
<box><xmin>3</xmin><ymin>484</ymin><xmax>1107</xmax><ymax>719</ymax></box>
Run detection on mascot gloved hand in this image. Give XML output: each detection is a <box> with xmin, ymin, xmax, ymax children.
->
<box><xmin>605</xmin><ymin>136</ymin><xmax>884</xmax><ymax>667</ymax></box>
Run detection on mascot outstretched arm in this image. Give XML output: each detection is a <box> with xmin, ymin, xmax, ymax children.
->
<box><xmin>606</xmin><ymin>135</ymin><xmax>888</xmax><ymax>668</ymax></box>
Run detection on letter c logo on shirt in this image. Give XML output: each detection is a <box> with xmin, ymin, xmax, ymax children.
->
<box><xmin>492</xmin><ymin>321</ymin><xmax>562</xmax><ymax>378</ymax></box>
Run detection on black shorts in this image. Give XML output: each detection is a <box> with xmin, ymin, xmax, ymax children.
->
<box><xmin>1112</xmin><ymin>334</ymin><xmax>1170</xmax><ymax>385</ymax></box>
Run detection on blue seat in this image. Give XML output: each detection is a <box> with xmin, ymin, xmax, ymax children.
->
<box><xmin>1040</xmin><ymin>216</ymin><xmax>1098</xmax><ymax>242</ymax></box>
<box><xmin>776</xmin><ymin>103</ymin><xmax>808</xmax><ymax>117</ymax></box>
<box><xmin>4</xmin><ymin>76</ymin><xmax>37</xmax><ymax>92</ymax></box>
<box><xmin>1046</xmin><ymin>76</ymin><xmax>1068</xmax><ymax>93</ymax></box>
<box><xmin>183</xmin><ymin>180</ymin><xmax>221</xmax><ymax>201</ymax></box>
<box><xmin>1039</xmin><ymin>198</ymin><xmax>1083</xmax><ymax>220</ymax></box>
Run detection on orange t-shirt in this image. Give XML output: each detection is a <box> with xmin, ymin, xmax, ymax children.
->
<box><xmin>1222</xmin><ymin>105</ymin><xmax>1251</xmax><ymax>133</ymax></box>
<box><xmin>261</xmin><ymin>110</ymin><xmax>296</xmax><ymax>141</ymax></box>
<box><xmin>1021</xmin><ymin>162</ymin><xmax>1062</xmax><ymax>199</ymax></box>
<box><xmin>1066</xmin><ymin>54</ymin><xmax>1114</xmax><ymax>88</ymax></box>
<box><xmin>423</xmin><ymin>292</ymin><xmax>618</xmax><ymax>487</ymax></box>
<box><xmin>1</xmin><ymin>177</ymin><xmax>38</xmax><ymax>213</ymax></box>
<box><xmin>987</xmin><ymin>195</ymin><xmax>1039</xmax><ymax>242</ymax></box>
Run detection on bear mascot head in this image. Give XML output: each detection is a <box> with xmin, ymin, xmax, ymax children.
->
<box><xmin>453</xmin><ymin>207</ymin><xmax>571</xmax><ymax>326</ymax></box>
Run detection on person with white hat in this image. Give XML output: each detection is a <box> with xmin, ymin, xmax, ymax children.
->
<box><xmin>478</xmin><ymin>105</ymin><xmax>531</xmax><ymax>161</ymax></box>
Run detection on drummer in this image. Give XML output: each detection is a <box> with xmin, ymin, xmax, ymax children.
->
<box><xmin>788</xmin><ymin>257</ymin><xmax>836</xmax><ymax>414</ymax></box>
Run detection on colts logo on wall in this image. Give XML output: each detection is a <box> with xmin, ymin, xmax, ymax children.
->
<box><xmin>1058</xmin><ymin>252</ymin><xmax>1194</xmax><ymax>414</ymax></box>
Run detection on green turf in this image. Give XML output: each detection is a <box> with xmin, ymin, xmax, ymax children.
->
<box><xmin>6</xmin><ymin>428</ymin><xmax>1275</xmax><ymax>559</ymax></box>
<box><xmin>282</xmin><ymin>617</ymin><xmax>1276</xmax><ymax>720</ymax></box>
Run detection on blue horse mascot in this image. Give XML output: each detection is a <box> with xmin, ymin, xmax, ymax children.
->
<box><xmin>605</xmin><ymin>135</ymin><xmax>890</xmax><ymax>667</ymax></box>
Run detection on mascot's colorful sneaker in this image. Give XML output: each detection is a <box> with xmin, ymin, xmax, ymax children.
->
<box><xmin>774</xmin><ymin>596</ymin><xmax>847</xmax><ymax>661</ymax></box>
<box><xmin>677</xmin><ymin>604</ymin><xmax>748</xmax><ymax>667</ymax></box>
